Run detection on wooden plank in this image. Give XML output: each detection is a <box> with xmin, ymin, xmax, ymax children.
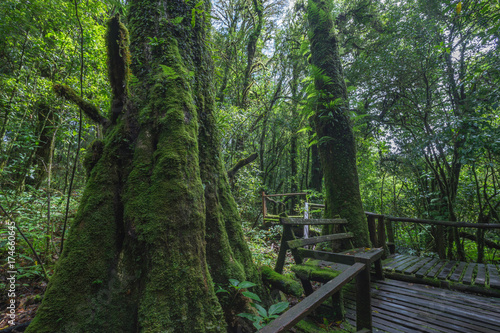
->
<box><xmin>425</xmin><ymin>260</ymin><xmax>446</xmax><ymax>278</ymax></box>
<box><xmin>403</xmin><ymin>257</ymin><xmax>431</xmax><ymax>275</ymax></box>
<box><xmin>377</xmin><ymin>279</ymin><xmax>500</xmax><ymax>314</ymax></box>
<box><xmin>280</xmin><ymin>217</ymin><xmax>347</xmax><ymax>225</ymax></box>
<box><xmin>382</xmin><ymin>254</ymin><xmax>405</xmax><ymax>267</ymax></box>
<box><xmin>298</xmin><ymin>249</ymin><xmax>355</xmax><ymax>265</ymax></box>
<box><xmin>347</xmin><ymin>280</ymin><xmax>500</xmax><ymax>330</ymax></box>
<box><xmin>387</xmin><ymin>216</ymin><xmax>500</xmax><ymax>229</ymax></box>
<box><xmin>260</xmin><ymin>263</ymin><xmax>365</xmax><ymax>333</ymax></box>
<box><xmin>316</xmin><ymin>260</ymin><xmax>351</xmax><ymax>272</ymax></box>
<box><xmin>415</xmin><ymin>258</ymin><xmax>439</xmax><ymax>278</ymax></box>
<box><xmin>391</xmin><ymin>257</ymin><xmax>421</xmax><ymax>273</ymax></box>
<box><xmin>372</xmin><ymin>282</ymin><xmax>500</xmax><ymax>319</ymax></box>
<box><xmin>348</xmin><ymin>248</ymin><xmax>384</xmax><ymax>264</ymax></box>
<box><xmin>384</xmin><ymin>255</ymin><xmax>417</xmax><ymax>270</ymax></box>
<box><xmin>462</xmin><ymin>263</ymin><xmax>476</xmax><ymax>285</ymax></box>
<box><xmin>287</xmin><ymin>232</ymin><xmax>353</xmax><ymax>249</ymax></box>
<box><xmin>264</xmin><ymin>192</ymin><xmax>307</xmax><ymax>197</ymax></box>
<box><xmin>475</xmin><ymin>264</ymin><xmax>487</xmax><ymax>286</ymax></box>
<box><xmin>346</xmin><ymin>301</ymin><xmax>444</xmax><ymax>333</ymax></box>
<box><xmin>366</xmin><ymin>288</ymin><xmax>500</xmax><ymax>329</ymax></box>
<box><xmin>345</xmin><ymin>298</ymin><xmax>466</xmax><ymax>333</ymax></box>
<box><xmin>267</xmin><ymin>215</ymin><xmax>303</xmax><ymax>218</ymax></box>
<box><xmin>356</xmin><ymin>265</ymin><xmax>372</xmax><ymax>331</ymax></box>
<box><xmin>488</xmin><ymin>264</ymin><xmax>500</xmax><ymax>289</ymax></box>
<box><xmin>449</xmin><ymin>261</ymin><xmax>467</xmax><ymax>282</ymax></box>
<box><xmin>345</xmin><ymin>290</ymin><xmax>500</xmax><ymax>333</ymax></box>
<box><xmin>437</xmin><ymin>261</ymin><xmax>457</xmax><ymax>280</ymax></box>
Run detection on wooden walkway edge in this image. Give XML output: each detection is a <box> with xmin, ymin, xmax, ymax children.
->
<box><xmin>345</xmin><ymin>279</ymin><xmax>500</xmax><ymax>333</ymax></box>
<box><xmin>382</xmin><ymin>254</ymin><xmax>500</xmax><ymax>296</ymax></box>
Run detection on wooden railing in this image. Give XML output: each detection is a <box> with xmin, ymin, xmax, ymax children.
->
<box><xmin>268</xmin><ymin>217</ymin><xmax>384</xmax><ymax>332</ymax></box>
<box><xmin>364</xmin><ymin>212</ymin><xmax>500</xmax><ymax>259</ymax></box>
<box><xmin>259</xmin><ymin>262</ymin><xmax>369</xmax><ymax>333</ymax></box>
<box><xmin>261</xmin><ymin>191</ymin><xmax>307</xmax><ymax>223</ymax></box>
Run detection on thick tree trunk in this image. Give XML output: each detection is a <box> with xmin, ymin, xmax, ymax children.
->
<box><xmin>307</xmin><ymin>0</ymin><xmax>369</xmax><ymax>247</ymax></box>
<box><xmin>309</xmin><ymin>122</ymin><xmax>322</xmax><ymax>192</ymax></box>
<box><xmin>27</xmin><ymin>2</ymin><xmax>262</xmax><ymax>332</ymax></box>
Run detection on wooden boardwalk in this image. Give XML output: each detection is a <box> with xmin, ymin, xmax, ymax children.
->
<box><xmin>382</xmin><ymin>254</ymin><xmax>500</xmax><ymax>290</ymax></box>
<box><xmin>345</xmin><ymin>279</ymin><xmax>500</xmax><ymax>332</ymax></box>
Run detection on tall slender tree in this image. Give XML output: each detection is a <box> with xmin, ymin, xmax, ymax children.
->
<box><xmin>307</xmin><ymin>0</ymin><xmax>369</xmax><ymax>246</ymax></box>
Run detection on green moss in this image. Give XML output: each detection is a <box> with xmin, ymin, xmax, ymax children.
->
<box><xmin>291</xmin><ymin>260</ymin><xmax>341</xmax><ymax>283</ymax></box>
<box><xmin>53</xmin><ymin>84</ymin><xmax>107</xmax><ymax>125</ymax></box>
<box><xmin>26</xmin><ymin>123</ymin><xmax>135</xmax><ymax>332</ymax></box>
<box><xmin>83</xmin><ymin>139</ymin><xmax>104</xmax><ymax>176</ymax></box>
<box><xmin>307</xmin><ymin>0</ymin><xmax>370</xmax><ymax>248</ymax></box>
<box><xmin>106</xmin><ymin>13</ymin><xmax>130</xmax><ymax>101</ymax></box>
<box><xmin>260</xmin><ymin>266</ymin><xmax>303</xmax><ymax>297</ymax></box>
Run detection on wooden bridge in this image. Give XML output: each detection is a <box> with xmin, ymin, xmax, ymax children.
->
<box><xmin>256</xmin><ymin>199</ymin><xmax>500</xmax><ymax>332</ymax></box>
<box><xmin>344</xmin><ymin>278</ymin><xmax>500</xmax><ymax>333</ymax></box>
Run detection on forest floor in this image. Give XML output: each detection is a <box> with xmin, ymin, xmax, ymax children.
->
<box><xmin>0</xmin><ymin>266</ymin><xmax>44</xmax><ymax>331</ymax></box>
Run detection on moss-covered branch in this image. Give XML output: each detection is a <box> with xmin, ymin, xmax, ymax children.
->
<box><xmin>260</xmin><ymin>266</ymin><xmax>302</xmax><ymax>297</ymax></box>
<box><xmin>53</xmin><ymin>84</ymin><xmax>108</xmax><ymax>126</ymax></box>
<box><xmin>227</xmin><ymin>152</ymin><xmax>258</xmax><ymax>179</ymax></box>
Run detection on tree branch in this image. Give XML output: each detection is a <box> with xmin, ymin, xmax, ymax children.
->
<box><xmin>53</xmin><ymin>84</ymin><xmax>108</xmax><ymax>126</ymax></box>
<box><xmin>227</xmin><ymin>153</ymin><xmax>258</xmax><ymax>179</ymax></box>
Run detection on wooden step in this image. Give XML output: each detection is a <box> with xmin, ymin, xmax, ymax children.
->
<box><xmin>287</xmin><ymin>232</ymin><xmax>353</xmax><ymax>249</ymax></box>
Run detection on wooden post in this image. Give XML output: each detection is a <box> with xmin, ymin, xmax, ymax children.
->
<box><xmin>377</xmin><ymin>216</ymin><xmax>386</xmax><ymax>248</ymax></box>
<box><xmin>275</xmin><ymin>224</ymin><xmax>293</xmax><ymax>274</ymax></box>
<box><xmin>436</xmin><ymin>225</ymin><xmax>445</xmax><ymax>259</ymax></box>
<box><xmin>355</xmin><ymin>264</ymin><xmax>372</xmax><ymax>331</ymax></box>
<box><xmin>367</xmin><ymin>215</ymin><xmax>377</xmax><ymax>247</ymax></box>
<box><xmin>386</xmin><ymin>217</ymin><xmax>395</xmax><ymax>255</ymax></box>
<box><xmin>374</xmin><ymin>258</ymin><xmax>384</xmax><ymax>280</ymax></box>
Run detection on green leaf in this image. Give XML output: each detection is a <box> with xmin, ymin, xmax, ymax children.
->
<box><xmin>215</xmin><ymin>287</ymin><xmax>229</xmax><ymax>294</ymax></box>
<box><xmin>228</xmin><ymin>279</ymin><xmax>240</xmax><ymax>287</ymax></box>
<box><xmin>171</xmin><ymin>17</ymin><xmax>184</xmax><ymax>25</ymax></box>
<box><xmin>308</xmin><ymin>139</ymin><xmax>318</xmax><ymax>148</ymax></box>
<box><xmin>297</xmin><ymin>126</ymin><xmax>312</xmax><ymax>134</ymax></box>
<box><xmin>268</xmin><ymin>302</ymin><xmax>289</xmax><ymax>316</ymax></box>
<box><xmin>195</xmin><ymin>0</ymin><xmax>204</xmax><ymax>8</ymax></box>
<box><xmin>191</xmin><ymin>9</ymin><xmax>196</xmax><ymax>27</ymax></box>
<box><xmin>242</xmin><ymin>291</ymin><xmax>261</xmax><ymax>302</ymax></box>
<box><xmin>237</xmin><ymin>313</ymin><xmax>258</xmax><ymax>321</ymax></box>
<box><xmin>238</xmin><ymin>281</ymin><xmax>257</xmax><ymax>289</ymax></box>
<box><xmin>159</xmin><ymin>65</ymin><xmax>179</xmax><ymax>79</ymax></box>
<box><xmin>254</xmin><ymin>303</ymin><xmax>267</xmax><ymax>317</ymax></box>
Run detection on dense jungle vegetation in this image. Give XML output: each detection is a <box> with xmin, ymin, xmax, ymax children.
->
<box><xmin>0</xmin><ymin>0</ymin><xmax>499</xmax><ymax>331</ymax></box>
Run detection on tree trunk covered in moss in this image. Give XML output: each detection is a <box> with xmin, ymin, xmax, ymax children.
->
<box><xmin>27</xmin><ymin>2</ymin><xmax>262</xmax><ymax>332</ymax></box>
<box><xmin>307</xmin><ymin>0</ymin><xmax>369</xmax><ymax>247</ymax></box>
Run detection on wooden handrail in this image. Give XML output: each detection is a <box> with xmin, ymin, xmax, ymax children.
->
<box><xmin>264</xmin><ymin>192</ymin><xmax>308</xmax><ymax>197</ymax></box>
<box><xmin>280</xmin><ymin>217</ymin><xmax>347</xmax><ymax>225</ymax></box>
<box><xmin>364</xmin><ymin>211</ymin><xmax>500</xmax><ymax>229</ymax></box>
<box><xmin>259</xmin><ymin>263</ymin><xmax>366</xmax><ymax>333</ymax></box>
<box><xmin>386</xmin><ymin>216</ymin><xmax>500</xmax><ymax>229</ymax></box>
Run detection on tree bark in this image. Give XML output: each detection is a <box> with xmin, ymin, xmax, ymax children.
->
<box><xmin>307</xmin><ymin>0</ymin><xmax>369</xmax><ymax>247</ymax></box>
<box><xmin>27</xmin><ymin>3</ymin><xmax>262</xmax><ymax>331</ymax></box>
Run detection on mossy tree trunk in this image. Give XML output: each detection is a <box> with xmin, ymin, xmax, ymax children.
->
<box><xmin>307</xmin><ymin>0</ymin><xmax>369</xmax><ymax>247</ymax></box>
<box><xmin>27</xmin><ymin>2</ymin><xmax>262</xmax><ymax>332</ymax></box>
